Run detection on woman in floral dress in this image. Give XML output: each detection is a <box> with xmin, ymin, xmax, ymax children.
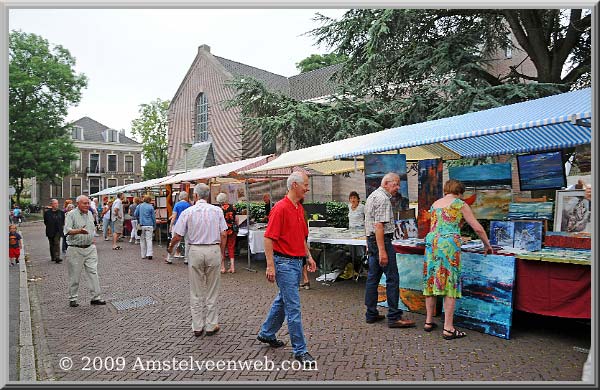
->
<box><xmin>423</xmin><ymin>179</ymin><xmax>493</xmax><ymax>340</ymax></box>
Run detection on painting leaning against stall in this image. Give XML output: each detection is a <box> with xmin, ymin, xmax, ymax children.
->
<box><xmin>417</xmin><ymin>158</ymin><xmax>443</xmax><ymax>238</ymax></box>
<box><xmin>377</xmin><ymin>254</ymin><xmax>431</xmax><ymax>315</ymax></box>
<box><xmin>513</xmin><ymin>221</ymin><xmax>543</xmax><ymax>251</ymax></box>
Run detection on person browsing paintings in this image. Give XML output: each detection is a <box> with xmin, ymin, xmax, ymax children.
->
<box><xmin>423</xmin><ymin>179</ymin><xmax>492</xmax><ymax>340</ymax></box>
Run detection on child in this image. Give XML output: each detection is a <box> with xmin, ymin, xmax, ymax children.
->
<box><xmin>9</xmin><ymin>224</ymin><xmax>23</xmax><ymax>266</ymax></box>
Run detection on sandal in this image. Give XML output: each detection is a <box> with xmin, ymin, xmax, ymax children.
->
<box><xmin>443</xmin><ymin>328</ymin><xmax>466</xmax><ymax>340</ymax></box>
<box><xmin>423</xmin><ymin>322</ymin><xmax>438</xmax><ymax>332</ymax></box>
<box><xmin>220</xmin><ymin>267</ymin><xmax>226</xmax><ymax>274</ymax></box>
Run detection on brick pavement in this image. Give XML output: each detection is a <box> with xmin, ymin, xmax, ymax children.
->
<box><xmin>19</xmin><ymin>221</ymin><xmax>590</xmax><ymax>382</ymax></box>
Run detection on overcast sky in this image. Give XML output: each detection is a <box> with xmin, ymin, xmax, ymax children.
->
<box><xmin>9</xmin><ymin>8</ymin><xmax>348</xmax><ymax>137</ymax></box>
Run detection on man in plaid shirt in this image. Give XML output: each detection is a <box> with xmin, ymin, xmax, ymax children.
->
<box><xmin>364</xmin><ymin>173</ymin><xmax>416</xmax><ymax>328</ymax></box>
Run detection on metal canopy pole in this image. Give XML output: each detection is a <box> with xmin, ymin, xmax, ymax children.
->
<box><xmin>244</xmin><ymin>178</ymin><xmax>256</xmax><ymax>273</ymax></box>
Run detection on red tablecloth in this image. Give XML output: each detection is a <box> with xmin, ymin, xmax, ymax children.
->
<box><xmin>514</xmin><ymin>259</ymin><xmax>591</xmax><ymax>319</ymax></box>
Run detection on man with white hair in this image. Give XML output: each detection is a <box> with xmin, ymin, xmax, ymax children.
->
<box><xmin>364</xmin><ymin>173</ymin><xmax>416</xmax><ymax>328</ymax></box>
<box><xmin>257</xmin><ymin>171</ymin><xmax>318</xmax><ymax>367</ymax></box>
<box><xmin>63</xmin><ymin>195</ymin><xmax>105</xmax><ymax>307</ymax></box>
<box><xmin>167</xmin><ymin>190</ymin><xmax>192</xmax><ymax>264</ymax></box>
<box><xmin>168</xmin><ymin>184</ymin><xmax>227</xmax><ymax>337</ymax></box>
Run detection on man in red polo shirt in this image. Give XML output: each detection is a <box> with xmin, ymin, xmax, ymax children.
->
<box><xmin>257</xmin><ymin>171</ymin><xmax>318</xmax><ymax>368</ymax></box>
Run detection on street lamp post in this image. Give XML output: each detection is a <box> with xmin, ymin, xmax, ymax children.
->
<box><xmin>182</xmin><ymin>143</ymin><xmax>193</xmax><ymax>173</ymax></box>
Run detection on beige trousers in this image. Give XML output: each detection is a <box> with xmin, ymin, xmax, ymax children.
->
<box><xmin>188</xmin><ymin>244</ymin><xmax>221</xmax><ymax>333</ymax></box>
<box><xmin>67</xmin><ymin>245</ymin><xmax>102</xmax><ymax>301</ymax></box>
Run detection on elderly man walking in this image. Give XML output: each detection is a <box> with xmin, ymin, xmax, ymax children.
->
<box><xmin>43</xmin><ymin>199</ymin><xmax>65</xmax><ymax>263</ymax></box>
<box><xmin>167</xmin><ymin>191</ymin><xmax>192</xmax><ymax>264</ymax></box>
<box><xmin>64</xmin><ymin>195</ymin><xmax>106</xmax><ymax>307</ymax></box>
<box><xmin>364</xmin><ymin>172</ymin><xmax>415</xmax><ymax>328</ymax></box>
<box><xmin>168</xmin><ymin>184</ymin><xmax>227</xmax><ymax>337</ymax></box>
<box><xmin>257</xmin><ymin>171</ymin><xmax>318</xmax><ymax>367</ymax></box>
<box><xmin>111</xmin><ymin>192</ymin><xmax>125</xmax><ymax>250</ymax></box>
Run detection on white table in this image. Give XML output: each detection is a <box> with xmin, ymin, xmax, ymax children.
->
<box><xmin>248</xmin><ymin>229</ymin><xmax>266</xmax><ymax>254</ymax></box>
<box><xmin>308</xmin><ymin>234</ymin><xmax>367</xmax><ymax>285</ymax></box>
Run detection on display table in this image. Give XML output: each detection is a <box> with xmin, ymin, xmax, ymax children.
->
<box><xmin>248</xmin><ymin>229</ymin><xmax>266</xmax><ymax>255</ymax></box>
<box><xmin>308</xmin><ymin>228</ymin><xmax>367</xmax><ymax>284</ymax></box>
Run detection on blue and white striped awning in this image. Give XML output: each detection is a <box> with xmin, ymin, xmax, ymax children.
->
<box><xmin>335</xmin><ymin>88</ymin><xmax>592</xmax><ymax>159</ymax></box>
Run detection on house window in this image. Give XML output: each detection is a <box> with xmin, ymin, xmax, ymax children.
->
<box><xmin>125</xmin><ymin>155</ymin><xmax>134</xmax><ymax>173</ymax></box>
<box><xmin>71</xmin><ymin>126</ymin><xmax>83</xmax><ymax>140</ymax></box>
<box><xmin>71</xmin><ymin>152</ymin><xmax>81</xmax><ymax>173</ymax></box>
<box><xmin>107</xmin><ymin>178</ymin><xmax>117</xmax><ymax>188</ymax></box>
<box><xmin>89</xmin><ymin>153</ymin><xmax>100</xmax><ymax>173</ymax></box>
<box><xmin>50</xmin><ymin>181</ymin><xmax>63</xmax><ymax>198</ymax></box>
<box><xmin>107</xmin><ymin>154</ymin><xmax>117</xmax><ymax>172</ymax></box>
<box><xmin>70</xmin><ymin>178</ymin><xmax>81</xmax><ymax>198</ymax></box>
<box><xmin>195</xmin><ymin>93</ymin><xmax>209</xmax><ymax>142</ymax></box>
<box><xmin>89</xmin><ymin>178</ymin><xmax>100</xmax><ymax>195</ymax></box>
<box><xmin>107</xmin><ymin>129</ymin><xmax>118</xmax><ymax>142</ymax></box>
<box><xmin>124</xmin><ymin>179</ymin><xmax>134</xmax><ymax>186</ymax></box>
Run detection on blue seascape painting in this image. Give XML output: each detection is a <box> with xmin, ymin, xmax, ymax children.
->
<box><xmin>378</xmin><ymin>254</ymin><xmax>428</xmax><ymax>314</ymax></box>
<box><xmin>507</xmin><ymin>202</ymin><xmax>554</xmax><ymax>220</ymax></box>
<box><xmin>513</xmin><ymin>221</ymin><xmax>543</xmax><ymax>251</ymax></box>
<box><xmin>489</xmin><ymin>221</ymin><xmax>515</xmax><ymax>247</ymax></box>
<box><xmin>451</xmin><ymin>252</ymin><xmax>516</xmax><ymax>339</ymax></box>
<box><xmin>448</xmin><ymin>163</ymin><xmax>512</xmax><ymax>187</ymax></box>
<box><xmin>364</xmin><ymin>154</ymin><xmax>409</xmax><ymax>202</ymax></box>
<box><xmin>517</xmin><ymin>151</ymin><xmax>566</xmax><ymax>190</ymax></box>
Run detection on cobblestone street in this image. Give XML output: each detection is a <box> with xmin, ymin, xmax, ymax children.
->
<box><xmin>18</xmin><ymin>221</ymin><xmax>591</xmax><ymax>382</ymax></box>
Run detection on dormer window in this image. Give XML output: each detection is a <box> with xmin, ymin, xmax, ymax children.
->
<box><xmin>105</xmin><ymin>129</ymin><xmax>119</xmax><ymax>142</ymax></box>
<box><xmin>71</xmin><ymin>126</ymin><xmax>83</xmax><ymax>140</ymax></box>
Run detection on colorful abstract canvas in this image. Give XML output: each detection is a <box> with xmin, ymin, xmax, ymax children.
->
<box><xmin>507</xmin><ymin>202</ymin><xmax>554</xmax><ymax>220</ymax></box>
<box><xmin>451</xmin><ymin>252</ymin><xmax>516</xmax><ymax>339</ymax></box>
<box><xmin>513</xmin><ymin>221</ymin><xmax>543</xmax><ymax>251</ymax></box>
<box><xmin>463</xmin><ymin>189</ymin><xmax>512</xmax><ymax>220</ymax></box>
<box><xmin>448</xmin><ymin>163</ymin><xmax>512</xmax><ymax>187</ymax></box>
<box><xmin>517</xmin><ymin>150</ymin><xmax>566</xmax><ymax>190</ymax></box>
<box><xmin>489</xmin><ymin>221</ymin><xmax>515</xmax><ymax>247</ymax></box>
<box><xmin>417</xmin><ymin>159</ymin><xmax>443</xmax><ymax>238</ymax></box>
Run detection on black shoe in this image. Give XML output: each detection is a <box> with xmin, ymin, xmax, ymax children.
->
<box><xmin>69</xmin><ymin>301</ymin><xmax>79</xmax><ymax>307</ymax></box>
<box><xmin>294</xmin><ymin>352</ymin><xmax>317</xmax><ymax>368</ymax></box>
<box><xmin>257</xmin><ymin>335</ymin><xmax>286</xmax><ymax>348</ymax></box>
<box><xmin>90</xmin><ymin>299</ymin><xmax>107</xmax><ymax>305</ymax></box>
<box><xmin>146</xmin><ymin>256</ymin><xmax>152</xmax><ymax>260</ymax></box>
<box><xmin>56</xmin><ymin>259</ymin><xmax>63</xmax><ymax>264</ymax></box>
<box><xmin>366</xmin><ymin>314</ymin><xmax>386</xmax><ymax>324</ymax></box>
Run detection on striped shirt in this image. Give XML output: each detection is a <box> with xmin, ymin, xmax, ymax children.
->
<box><xmin>64</xmin><ymin>208</ymin><xmax>95</xmax><ymax>246</ymax></box>
<box><xmin>364</xmin><ymin>187</ymin><xmax>395</xmax><ymax>236</ymax></box>
<box><xmin>172</xmin><ymin>200</ymin><xmax>227</xmax><ymax>245</ymax></box>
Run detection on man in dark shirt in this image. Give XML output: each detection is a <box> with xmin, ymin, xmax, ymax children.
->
<box><xmin>43</xmin><ymin>199</ymin><xmax>65</xmax><ymax>263</ymax></box>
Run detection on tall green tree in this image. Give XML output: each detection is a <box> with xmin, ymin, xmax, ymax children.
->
<box><xmin>227</xmin><ymin>9</ymin><xmax>590</xmax><ymax>149</ymax></box>
<box><xmin>9</xmin><ymin>30</ymin><xmax>87</xmax><ymax>203</ymax></box>
<box><xmin>131</xmin><ymin>99</ymin><xmax>170</xmax><ymax>180</ymax></box>
<box><xmin>296</xmin><ymin>53</ymin><xmax>348</xmax><ymax>73</ymax></box>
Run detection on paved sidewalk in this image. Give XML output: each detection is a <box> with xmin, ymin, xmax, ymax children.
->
<box><xmin>19</xmin><ymin>222</ymin><xmax>590</xmax><ymax>382</ymax></box>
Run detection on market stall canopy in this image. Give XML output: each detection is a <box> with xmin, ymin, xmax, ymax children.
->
<box><xmin>335</xmin><ymin>88</ymin><xmax>592</xmax><ymax>159</ymax></box>
<box><xmin>90</xmin><ymin>184</ymin><xmax>129</xmax><ymax>197</ymax></box>
<box><xmin>118</xmin><ymin>175</ymin><xmax>177</xmax><ymax>193</ymax></box>
<box><xmin>160</xmin><ymin>155</ymin><xmax>272</xmax><ymax>185</ymax></box>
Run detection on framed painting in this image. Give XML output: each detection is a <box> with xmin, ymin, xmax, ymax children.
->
<box><xmin>448</xmin><ymin>163</ymin><xmax>512</xmax><ymax>187</ymax></box>
<box><xmin>364</xmin><ymin>154</ymin><xmax>409</xmax><ymax>199</ymax></box>
<box><xmin>489</xmin><ymin>221</ymin><xmax>515</xmax><ymax>247</ymax></box>
<box><xmin>417</xmin><ymin>159</ymin><xmax>443</xmax><ymax>238</ymax></box>
<box><xmin>463</xmin><ymin>189</ymin><xmax>512</xmax><ymax>220</ymax></box>
<box><xmin>554</xmin><ymin>190</ymin><xmax>591</xmax><ymax>233</ymax></box>
<box><xmin>513</xmin><ymin>221</ymin><xmax>543</xmax><ymax>251</ymax></box>
<box><xmin>517</xmin><ymin>150</ymin><xmax>566</xmax><ymax>191</ymax></box>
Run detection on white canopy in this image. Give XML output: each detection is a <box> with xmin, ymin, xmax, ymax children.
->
<box><xmin>119</xmin><ymin>175</ymin><xmax>177</xmax><ymax>193</ymax></box>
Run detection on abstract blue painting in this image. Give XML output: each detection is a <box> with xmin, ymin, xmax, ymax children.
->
<box><xmin>378</xmin><ymin>254</ymin><xmax>429</xmax><ymax>314</ymax></box>
<box><xmin>517</xmin><ymin>150</ymin><xmax>566</xmax><ymax>190</ymax></box>
<box><xmin>507</xmin><ymin>202</ymin><xmax>554</xmax><ymax>220</ymax></box>
<box><xmin>450</xmin><ymin>252</ymin><xmax>516</xmax><ymax>339</ymax></box>
<box><xmin>513</xmin><ymin>221</ymin><xmax>543</xmax><ymax>251</ymax></box>
<box><xmin>448</xmin><ymin>163</ymin><xmax>512</xmax><ymax>187</ymax></box>
<box><xmin>490</xmin><ymin>221</ymin><xmax>515</xmax><ymax>247</ymax></box>
<box><xmin>364</xmin><ymin>154</ymin><xmax>409</xmax><ymax>199</ymax></box>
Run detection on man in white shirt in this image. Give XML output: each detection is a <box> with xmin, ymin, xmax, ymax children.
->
<box><xmin>111</xmin><ymin>192</ymin><xmax>125</xmax><ymax>250</ymax></box>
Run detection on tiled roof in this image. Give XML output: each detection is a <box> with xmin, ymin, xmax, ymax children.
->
<box><xmin>171</xmin><ymin>142</ymin><xmax>216</xmax><ymax>172</ymax></box>
<box><xmin>288</xmin><ymin>63</ymin><xmax>342</xmax><ymax>101</ymax></box>
<box><xmin>214</xmin><ymin>56</ymin><xmax>340</xmax><ymax>101</ymax></box>
<box><xmin>71</xmin><ymin>117</ymin><xmax>141</xmax><ymax>145</ymax></box>
<box><xmin>215</xmin><ymin>56</ymin><xmax>290</xmax><ymax>95</ymax></box>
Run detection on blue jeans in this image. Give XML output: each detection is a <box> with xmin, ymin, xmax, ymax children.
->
<box><xmin>102</xmin><ymin>218</ymin><xmax>114</xmax><ymax>240</ymax></box>
<box><xmin>365</xmin><ymin>236</ymin><xmax>403</xmax><ymax>323</ymax></box>
<box><xmin>258</xmin><ymin>255</ymin><xmax>307</xmax><ymax>356</ymax></box>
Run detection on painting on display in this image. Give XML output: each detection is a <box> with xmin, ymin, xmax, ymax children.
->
<box><xmin>507</xmin><ymin>202</ymin><xmax>554</xmax><ymax>220</ymax></box>
<box><xmin>463</xmin><ymin>189</ymin><xmax>512</xmax><ymax>220</ymax></box>
<box><xmin>448</xmin><ymin>163</ymin><xmax>512</xmax><ymax>187</ymax></box>
<box><xmin>517</xmin><ymin>150</ymin><xmax>566</xmax><ymax>190</ymax></box>
<box><xmin>377</xmin><ymin>254</ymin><xmax>435</xmax><ymax>315</ymax></box>
<box><xmin>451</xmin><ymin>252</ymin><xmax>516</xmax><ymax>339</ymax></box>
<box><xmin>417</xmin><ymin>159</ymin><xmax>443</xmax><ymax>238</ymax></box>
<box><xmin>513</xmin><ymin>221</ymin><xmax>543</xmax><ymax>251</ymax></box>
<box><xmin>364</xmin><ymin>154</ymin><xmax>409</xmax><ymax>216</ymax></box>
<box><xmin>489</xmin><ymin>221</ymin><xmax>515</xmax><ymax>247</ymax></box>
<box><xmin>554</xmin><ymin>190</ymin><xmax>591</xmax><ymax>233</ymax></box>
<box><xmin>394</xmin><ymin>218</ymin><xmax>418</xmax><ymax>240</ymax></box>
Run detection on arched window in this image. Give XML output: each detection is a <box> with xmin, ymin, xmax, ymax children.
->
<box><xmin>195</xmin><ymin>93</ymin><xmax>209</xmax><ymax>142</ymax></box>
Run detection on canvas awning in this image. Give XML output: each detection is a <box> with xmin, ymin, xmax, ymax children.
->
<box><xmin>160</xmin><ymin>155</ymin><xmax>271</xmax><ymax>185</ymax></box>
<box><xmin>118</xmin><ymin>175</ymin><xmax>177</xmax><ymax>193</ymax></box>
<box><xmin>90</xmin><ymin>184</ymin><xmax>129</xmax><ymax>197</ymax></box>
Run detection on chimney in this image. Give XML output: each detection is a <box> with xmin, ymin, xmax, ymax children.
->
<box><xmin>198</xmin><ymin>44</ymin><xmax>211</xmax><ymax>53</ymax></box>
<box><xmin>119</xmin><ymin>129</ymin><xmax>126</xmax><ymax>136</ymax></box>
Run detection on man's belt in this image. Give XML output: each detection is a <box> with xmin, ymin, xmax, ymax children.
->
<box><xmin>69</xmin><ymin>244</ymin><xmax>92</xmax><ymax>248</ymax></box>
<box><xmin>273</xmin><ymin>250</ymin><xmax>306</xmax><ymax>260</ymax></box>
<box><xmin>367</xmin><ymin>233</ymin><xmax>394</xmax><ymax>240</ymax></box>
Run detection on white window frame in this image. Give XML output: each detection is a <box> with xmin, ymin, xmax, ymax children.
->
<box><xmin>50</xmin><ymin>180</ymin><xmax>63</xmax><ymax>198</ymax></box>
<box><xmin>107</xmin><ymin>154</ymin><xmax>118</xmax><ymax>173</ymax></box>
<box><xmin>124</xmin><ymin>154</ymin><xmax>134</xmax><ymax>173</ymax></box>
<box><xmin>89</xmin><ymin>177</ymin><xmax>101</xmax><ymax>195</ymax></box>
<box><xmin>89</xmin><ymin>152</ymin><xmax>100</xmax><ymax>173</ymax></box>
<box><xmin>106</xmin><ymin>129</ymin><xmax>119</xmax><ymax>143</ymax></box>
<box><xmin>71</xmin><ymin>152</ymin><xmax>82</xmax><ymax>173</ymax></box>
<box><xmin>107</xmin><ymin>178</ymin><xmax>118</xmax><ymax>188</ymax></box>
<box><xmin>124</xmin><ymin>179</ymin><xmax>134</xmax><ymax>186</ymax></box>
<box><xmin>195</xmin><ymin>93</ymin><xmax>209</xmax><ymax>142</ymax></box>
<box><xmin>71</xmin><ymin>126</ymin><xmax>83</xmax><ymax>140</ymax></box>
<box><xmin>70</xmin><ymin>177</ymin><xmax>82</xmax><ymax>198</ymax></box>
